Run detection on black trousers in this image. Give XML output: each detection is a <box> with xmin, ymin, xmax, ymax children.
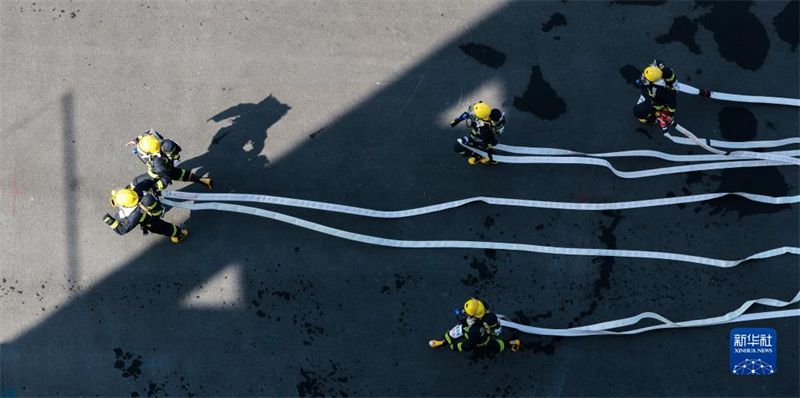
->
<box><xmin>132</xmin><ymin>167</ymin><xmax>200</xmax><ymax>191</ymax></box>
<box><xmin>480</xmin><ymin>338</ymin><xmax>507</xmax><ymax>353</ymax></box>
<box><xmin>444</xmin><ymin>330</ymin><xmax>509</xmax><ymax>353</ymax></box>
<box><xmin>453</xmin><ymin>138</ymin><xmax>493</xmax><ymax>158</ymax></box>
<box><xmin>167</xmin><ymin>167</ymin><xmax>201</xmax><ymax>183</ymax></box>
<box><xmin>143</xmin><ymin>217</ymin><xmax>180</xmax><ymax>237</ymax></box>
<box><xmin>633</xmin><ymin>102</ymin><xmax>658</xmax><ymax>124</ymax></box>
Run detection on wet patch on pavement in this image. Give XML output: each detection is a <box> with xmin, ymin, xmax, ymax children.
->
<box><xmin>697</xmin><ymin>1</ymin><xmax>770</xmax><ymax>71</ymax></box>
<box><xmin>773</xmin><ymin>1</ymin><xmax>799</xmax><ymax>52</ymax></box>
<box><xmin>113</xmin><ymin>348</ymin><xmax>144</xmax><ymax>380</ymax></box>
<box><xmin>296</xmin><ymin>361</ymin><xmax>356</xmax><ymax>397</ymax></box>
<box><xmin>718</xmin><ymin>106</ymin><xmax>757</xmax><ymax>142</ymax></box>
<box><xmin>513</xmin><ymin>66</ymin><xmax>567</xmax><ymax>120</ymax></box>
<box><xmin>656</xmin><ymin>16</ymin><xmax>701</xmax><ymax>54</ymax></box>
<box><xmin>541</xmin><ymin>13</ymin><xmax>567</xmax><ymax>33</ymax></box>
<box><xmin>709</xmin><ymin>168</ymin><xmax>793</xmax><ymax>219</ymax></box>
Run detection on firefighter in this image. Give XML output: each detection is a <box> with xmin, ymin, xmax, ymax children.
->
<box><xmin>102</xmin><ymin>188</ymin><xmax>188</xmax><ymax>243</ymax></box>
<box><xmin>633</xmin><ymin>60</ymin><xmax>677</xmax><ymax>131</ymax></box>
<box><xmin>429</xmin><ymin>298</ymin><xmax>520</xmax><ymax>353</ymax></box>
<box><xmin>450</xmin><ymin>102</ymin><xmax>505</xmax><ymax>165</ymax></box>
<box><xmin>126</xmin><ymin>129</ymin><xmax>213</xmax><ymax>191</ymax></box>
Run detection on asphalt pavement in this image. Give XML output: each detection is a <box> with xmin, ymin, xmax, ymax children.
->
<box><xmin>1</xmin><ymin>1</ymin><xmax>798</xmax><ymax>396</ymax></box>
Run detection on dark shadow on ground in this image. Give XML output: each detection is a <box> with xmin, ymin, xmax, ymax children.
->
<box><xmin>2</xmin><ymin>2</ymin><xmax>799</xmax><ymax>397</ymax></box>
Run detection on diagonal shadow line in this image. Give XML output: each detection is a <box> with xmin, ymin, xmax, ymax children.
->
<box><xmin>2</xmin><ymin>2</ymin><xmax>799</xmax><ymax>397</ymax></box>
<box><xmin>61</xmin><ymin>92</ymin><xmax>80</xmax><ymax>288</ymax></box>
<box><xmin>0</xmin><ymin>10</ymin><xmax>515</xmax><ymax>390</ymax></box>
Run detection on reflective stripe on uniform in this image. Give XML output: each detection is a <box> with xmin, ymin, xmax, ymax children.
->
<box><xmin>109</xmin><ymin>220</ymin><xmax>120</xmax><ymax>229</ymax></box>
<box><xmin>147</xmin><ymin>163</ymin><xmax>158</xmax><ymax>178</ymax></box>
<box><xmin>497</xmin><ymin>339</ymin><xmax>505</xmax><ymax>352</ymax></box>
<box><xmin>171</xmin><ymin>224</ymin><xmax>178</xmax><ymax>237</ymax></box>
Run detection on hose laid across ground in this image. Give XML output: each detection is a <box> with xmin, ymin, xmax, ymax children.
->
<box><xmin>674</xmin><ymin>81</ymin><xmax>800</xmax><ymax>107</ymax></box>
<box><xmin>498</xmin><ymin>291</ymin><xmax>799</xmax><ymax>337</ymax></box>
<box><xmin>162</xmin><ymin>83</ymin><xmax>798</xmax><ymax>336</ymax></box>
<box><xmin>162</xmin><ymin>198</ymin><xmax>799</xmax><ymax>269</ymax></box>
<box><xmin>162</xmin><ymin>190</ymin><xmax>799</xmax><ymax>218</ymax></box>
<box><xmin>462</xmin><ymin>142</ymin><xmax>792</xmax><ymax>178</ymax></box>
<box><xmin>161</xmin><ymin>197</ymin><xmax>800</xmax><ymax>335</ymax></box>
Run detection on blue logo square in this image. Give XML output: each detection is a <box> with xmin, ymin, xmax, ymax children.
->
<box><xmin>730</xmin><ymin>328</ymin><xmax>777</xmax><ymax>375</ymax></box>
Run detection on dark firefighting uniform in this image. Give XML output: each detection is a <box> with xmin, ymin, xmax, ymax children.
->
<box><xmin>103</xmin><ymin>192</ymin><xmax>182</xmax><ymax>238</ymax></box>
<box><xmin>133</xmin><ymin>135</ymin><xmax>203</xmax><ymax>190</ymax></box>
<box><xmin>443</xmin><ymin>312</ymin><xmax>509</xmax><ymax>353</ymax></box>
<box><xmin>633</xmin><ymin>61</ymin><xmax>678</xmax><ymax>124</ymax></box>
<box><xmin>452</xmin><ymin>107</ymin><xmax>505</xmax><ymax>159</ymax></box>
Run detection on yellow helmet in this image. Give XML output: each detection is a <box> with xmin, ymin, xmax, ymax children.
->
<box><xmin>110</xmin><ymin>188</ymin><xmax>139</xmax><ymax>208</ymax></box>
<box><xmin>137</xmin><ymin>135</ymin><xmax>161</xmax><ymax>154</ymax></box>
<box><xmin>472</xmin><ymin>102</ymin><xmax>492</xmax><ymax>121</ymax></box>
<box><xmin>463</xmin><ymin>298</ymin><xmax>486</xmax><ymax>318</ymax></box>
<box><xmin>643</xmin><ymin>65</ymin><xmax>663</xmax><ymax>82</ymax></box>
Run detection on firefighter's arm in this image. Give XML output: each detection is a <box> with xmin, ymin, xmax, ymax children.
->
<box><xmin>173</xmin><ymin>142</ymin><xmax>182</xmax><ymax>160</ymax></box>
<box><xmin>126</xmin><ymin>133</ymin><xmax>147</xmax><ymax>147</ymax></box>
<box><xmin>103</xmin><ymin>212</ymin><xmax>139</xmax><ymax>236</ymax></box>
<box><xmin>450</xmin><ymin>112</ymin><xmax>469</xmax><ymax>127</ymax></box>
<box><xmin>662</xmin><ymin>67</ymin><xmax>677</xmax><ymax>88</ymax></box>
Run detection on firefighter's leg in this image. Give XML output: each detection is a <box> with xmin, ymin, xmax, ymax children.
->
<box><xmin>146</xmin><ymin>218</ymin><xmax>187</xmax><ymax>242</ymax></box>
<box><xmin>134</xmin><ymin>172</ymin><xmax>169</xmax><ymax>192</ymax></box>
<box><xmin>480</xmin><ymin>148</ymin><xmax>498</xmax><ymax>164</ymax></box>
<box><xmin>485</xmin><ymin>337</ymin><xmax>519</xmax><ymax>353</ymax></box>
<box><xmin>469</xmin><ymin>143</ymin><xmax>492</xmax><ymax>165</ymax></box>
<box><xmin>429</xmin><ymin>338</ymin><xmax>446</xmax><ymax>348</ymax></box>
<box><xmin>130</xmin><ymin>174</ymin><xmax>158</xmax><ymax>196</ymax></box>
<box><xmin>432</xmin><ymin>327</ymin><xmax>460</xmax><ymax>349</ymax></box>
<box><xmin>453</xmin><ymin>139</ymin><xmax>471</xmax><ymax>157</ymax></box>
<box><xmin>454</xmin><ymin>139</ymin><xmax>482</xmax><ymax>164</ymax></box>
<box><xmin>429</xmin><ymin>329</ymin><xmax>452</xmax><ymax>349</ymax></box>
<box><xmin>170</xmin><ymin>167</ymin><xmax>212</xmax><ymax>190</ymax></box>
<box><xmin>633</xmin><ymin>102</ymin><xmax>657</xmax><ymax>124</ymax></box>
